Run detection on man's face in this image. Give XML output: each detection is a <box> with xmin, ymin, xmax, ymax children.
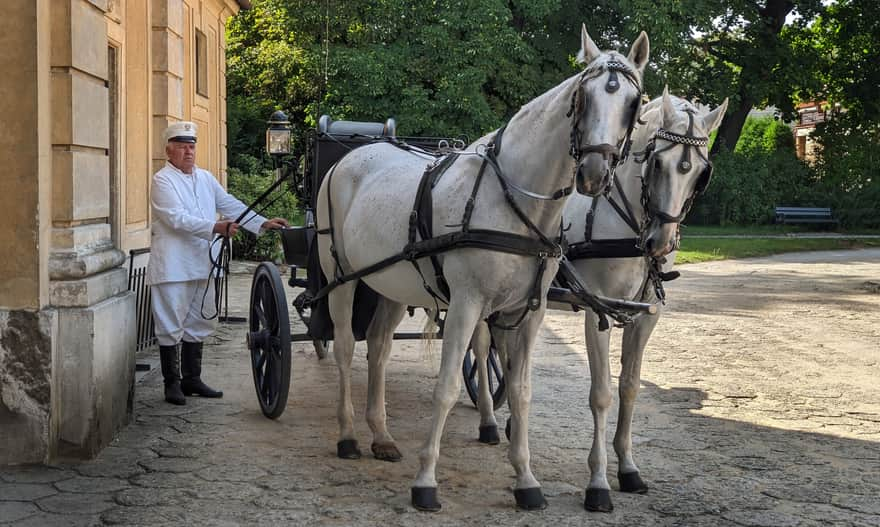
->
<box><xmin>166</xmin><ymin>141</ymin><xmax>196</xmax><ymax>173</ymax></box>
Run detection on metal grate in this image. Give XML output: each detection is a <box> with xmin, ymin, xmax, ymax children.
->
<box><xmin>127</xmin><ymin>248</ymin><xmax>156</xmax><ymax>352</ymax></box>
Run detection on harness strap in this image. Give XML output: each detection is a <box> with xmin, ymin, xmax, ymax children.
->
<box><xmin>568</xmin><ymin>239</ymin><xmax>642</xmax><ymax>259</ymax></box>
<box><xmin>461</xmin><ymin>123</ymin><xmax>507</xmax><ymax>232</ymax></box>
<box><xmin>323</xmin><ymin>161</ymin><xmax>347</xmax><ymax>279</ymax></box>
<box><xmin>412</xmin><ymin>153</ymin><xmax>461</xmax><ymax>301</ymax></box>
<box><xmin>312</xmin><ymin>229</ymin><xmax>560</xmax><ymax>303</ymax></box>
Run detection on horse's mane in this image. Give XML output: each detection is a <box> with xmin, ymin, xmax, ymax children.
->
<box><xmin>639</xmin><ymin>95</ymin><xmax>709</xmax><ymax>134</ymax></box>
<box><xmin>515</xmin><ymin>51</ymin><xmax>640</xmax><ymax>115</ymax></box>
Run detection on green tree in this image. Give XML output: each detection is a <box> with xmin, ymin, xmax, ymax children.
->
<box><xmin>804</xmin><ymin>0</ymin><xmax>880</xmax><ymax>227</ymax></box>
<box><xmin>660</xmin><ymin>0</ymin><xmax>827</xmax><ymax>155</ymax></box>
<box><xmin>225</xmin><ymin>0</ymin><xmax>711</xmax><ymax>150</ymax></box>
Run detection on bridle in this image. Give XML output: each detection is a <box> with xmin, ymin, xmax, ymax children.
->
<box><xmin>567</xmin><ymin>59</ymin><xmax>643</xmax><ymax>191</ymax></box>
<box><xmin>568</xmin><ymin>106</ymin><xmax>713</xmax><ymax>305</ymax></box>
<box><xmin>637</xmin><ymin>109</ymin><xmax>712</xmax><ymax>230</ymax></box>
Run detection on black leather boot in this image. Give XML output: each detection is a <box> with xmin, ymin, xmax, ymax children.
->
<box><xmin>180</xmin><ymin>341</ymin><xmax>223</xmax><ymax>398</ymax></box>
<box><xmin>159</xmin><ymin>345</ymin><xmax>186</xmax><ymax>405</ymax></box>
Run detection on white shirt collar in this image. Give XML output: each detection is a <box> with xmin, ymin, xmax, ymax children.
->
<box><xmin>165</xmin><ymin>161</ymin><xmax>199</xmax><ymax>176</ymax></box>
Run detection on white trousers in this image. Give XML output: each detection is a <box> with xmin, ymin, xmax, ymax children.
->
<box><xmin>151</xmin><ymin>279</ymin><xmax>218</xmax><ymax>347</ymax></box>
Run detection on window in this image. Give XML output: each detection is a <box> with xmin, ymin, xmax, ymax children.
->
<box><xmin>195</xmin><ymin>29</ymin><xmax>208</xmax><ymax>97</ymax></box>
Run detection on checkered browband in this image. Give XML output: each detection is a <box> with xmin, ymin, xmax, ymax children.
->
<box><xmin>655</xmin><ymin>129</ymin><xmax>709</xmax><ymax>147</ymax></box>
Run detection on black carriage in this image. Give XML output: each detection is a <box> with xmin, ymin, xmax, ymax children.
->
<box><xmin>245</xmin><ymin>115</ymin><xmax>654</xmax><ymax>419</ymax></box>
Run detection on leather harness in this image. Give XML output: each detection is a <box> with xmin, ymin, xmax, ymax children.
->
<box><xmin>313</xmin><ymin>59</ymin><xmax>644</xmax><ymax>329</ymax></box>
<box><xmin>565</xmin><ymin>108</ymin><xmax>713</xmax><ymax>304</ymax></box>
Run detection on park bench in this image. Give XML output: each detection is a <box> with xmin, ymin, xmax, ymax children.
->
<box><xmin>774</xmin><ymin>206</ymin><xmax>839</xmax><ymax>226</ymax></box>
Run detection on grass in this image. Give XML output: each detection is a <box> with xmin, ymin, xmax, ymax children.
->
<box><xmin>682</xmin><ymin>224</ymin><xmax>880</xmax><ymax>236</ymax></box>
<box><xmin>677</xmin><ymin>237</ymin><xmax>880</xmax><ymax>264</ymax></box>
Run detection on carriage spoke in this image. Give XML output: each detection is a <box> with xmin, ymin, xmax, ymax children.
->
<box><xmin>253</xmin><ymin>347</ymin><xmax>268</xmax><ymax>373</ymax></box>
<box><xmin>261</xmin><ymin>353</ymin><xmax>274</xmax><ymax>403</ymax></box>
<box><xmin>467</xmin><ymin>354</ymin><xmax>479</xmax><ymax>382</ymax></box>
<box><xmin>261</xmin><ymin>280</ymin><xmax>278</xmax><ymax>332</ymax></box>
<box><xmin>253</xmin><ymin>300</ymin><xmax>268</xmax><ymax>329</ymax></box>
<box><xmin>489</xmin><ymin>352</ymin><xmax>503</xmax><ymax>382</ymax></box>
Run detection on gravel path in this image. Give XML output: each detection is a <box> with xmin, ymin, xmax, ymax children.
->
<box><xmin>2</xmin><ymin>250</ymin><xmax>879</xmax><ymax>526</ymax></box>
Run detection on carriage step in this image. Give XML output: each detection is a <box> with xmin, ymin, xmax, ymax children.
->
<box><xmin>288</xmin><ymin>276</ymin><xmax>309</xmax><ymax>288</ymax></box>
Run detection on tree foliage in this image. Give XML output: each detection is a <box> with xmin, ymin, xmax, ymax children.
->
<box><xmin>691</xmin><ymin>116</ymin><xmax>818</xmax><ymax>226</ymax></box>
<box><xmin>225</xmin><ymin>0</ymin><xmax>877</xmax><ymax>229</ymax></box>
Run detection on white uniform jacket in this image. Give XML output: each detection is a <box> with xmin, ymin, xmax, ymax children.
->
<box><xmin>147</xmin><ymin>162</ymin><xmax>267</xmax><ymax>285</ymax></box>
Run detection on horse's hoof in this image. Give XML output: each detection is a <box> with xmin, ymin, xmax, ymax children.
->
<box><xmin>479</xmin><ymin>425</ymin><xmax>500</xmax><ymax>445</ymax></box>
<box><xmin>584</xmin><ymin>488</ymin><xmax>614</xmax><ymax>512</ymax></box>
<box><xmin>336</xmin><ymin>439</ymin><xmax>361</xmax><ymax>459</ymax></box>
<box><xmin>505</xmin><ymin>419</ymin><xmax>511</xmax><ymax>440</ymax></box>
<box><xmin>514</xmin><ymin>487</ymin><xmax>548</xmax><ymax>511</ymax></box>
<box><xmin>411</xmin><ymin>487</ymin><xmax>441</xmax><ymax>512</ymax></box>
<box><xmin>371</xmin><ymin>442</ymin><xmax>402</xmax><ymax>462</ymax></box>
<box><xmin>618</xmin><ymin>471</ymin><xmax>648</xmax><ymax>494</ymax></box>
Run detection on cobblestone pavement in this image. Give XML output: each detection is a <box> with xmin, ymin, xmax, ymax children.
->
<box><xmin>2</xmin><ymin>250</ymin><xmax>879</xmax><ymax>526</ymax></box>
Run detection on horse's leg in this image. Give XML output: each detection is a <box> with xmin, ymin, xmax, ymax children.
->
<box><xmin>583</xmin><ymin>310</ymin><xmax>615</xmax><ymax>512</ymax></box>
<box><xmin>505</xmin><ymin>309</ymin><xmax>549</xmax><ymax>511</ymax></box>
<box><xmin>328</xmin><ymin>281</ymin><xmax>361</xmax><ymax>459</ymax></box>
<box><xmin>365</xmin><ymin>296</ymin><xmax>407</xmax><ymax>462</ymax></box>
<box><xmin>472</xmin><ymin>321</ymin><xmax>500</xmax><ymax>444</ymax></box>
<box><xmin>614</xmin><ymin>310</ymin><xmax>660</xmax><ymax>494</ymax></box>
<box><xmin>412</xmin><ymin>298</ymin><xmax>482</xmax><ymax>512</ymax></box>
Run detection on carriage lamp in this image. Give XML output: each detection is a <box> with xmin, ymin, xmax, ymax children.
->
<box><xmin>266</xmin><ymin>110</ymin><xmax>292</xmax><ymax>156</ymax></box>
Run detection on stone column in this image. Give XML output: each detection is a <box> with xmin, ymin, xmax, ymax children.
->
<box><xmin>0</xmin><ymin>0</ymin><xmax>60</xmax><ymax>465</ymax></box>
<box><xmin>48</xmin><ymin>0</ymin><xmax>136</xmax><ymax>460</ymax></box>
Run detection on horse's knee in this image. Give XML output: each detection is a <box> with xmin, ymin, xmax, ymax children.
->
<box><xmin>590</xmin><ymin>386</ymin><xmax>613</xmax><ymax>411</ymax></box>
<box><xmin>432</xmin><ymin>382</ymin><xmax>461</xmax><ymax>410</ymax></box>
<box><xmin>619</xmin><ymin>380</ymin><xmax>640</xmax><ymax>403</ymax></box>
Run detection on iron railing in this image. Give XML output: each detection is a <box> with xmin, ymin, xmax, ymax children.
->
<box><xmin>128</xmin><ymin>248</ymin><xmax>156</xmax><ymax>352</ymax></box>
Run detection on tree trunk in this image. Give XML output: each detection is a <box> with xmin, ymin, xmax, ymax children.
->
<box><xmin>709</xmin><ymin>0</ymin><xmax>795</xmax><ymax>156</ymax></box>
<box><xmin>710</xmin><ymin>94</ymin><xmax>754</xmax><ymax>156</ymax></box>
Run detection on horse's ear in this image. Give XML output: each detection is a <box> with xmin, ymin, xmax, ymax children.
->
<box><xmin>640</xmin><ymin>106</ymin><xmax>661</xmax><ymax>127</ymax></box>
<box><xmin>627</xmin><ymin>31</ymin><xmax>650</xmax><ymax>73</ymax></box>
<box><xmin>577</xmin><ymin>24</ymin><xmax>601</xmax><ymax>64</ymax></box>
<box><xmin>702</xmin><ymin>98</ymin><xmax>728</xmax><ymax>133</ymax></box>
<box><xmin>661</xmin><ymin>86</ymin><xmax>676</xmax><ymax>129</ymax></box>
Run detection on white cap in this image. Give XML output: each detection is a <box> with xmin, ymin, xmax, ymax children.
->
<box><xmin>164</xmin><ymin>121</ymin><xmax>198</xmax><ymax>143</ymax></box>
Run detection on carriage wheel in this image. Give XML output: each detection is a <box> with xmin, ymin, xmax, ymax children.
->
<box><xmin>247</xmin><ymin>262</ymin><xmax>292</xmax><ymax>419</ymax></box>
<box><xmin>462</xmin><ymin>338</ymin><xmax>507</xmax><ymax>410</ymax></box>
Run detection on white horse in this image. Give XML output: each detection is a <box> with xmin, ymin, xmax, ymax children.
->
<box><xmin>566</xmin><ymin>89</ymin><xmax>727</xmax><ymax>512</ymax></box>
<box><xmin>316</xmin><ymin>24</ymin><xmax>649</xmax><ymax>511</ymax></box>
<box><xmin>473</xmin><ymin>89</ymin><xmax>728</xmax><ymax>511</ymax></box>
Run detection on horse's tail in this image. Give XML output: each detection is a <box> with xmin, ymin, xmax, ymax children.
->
<box><xmin>421</xmin><ymin>308</ymin><xmax>440</xmax><ymax>363</ymax></box>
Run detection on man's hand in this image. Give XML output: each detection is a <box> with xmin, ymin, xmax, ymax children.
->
<box><xmin>213</xmin><ymin>220</ymin><xmax>240</xmax><ymax>238</ymax></box>
<box><xmin>261</xmin><ymin>217</ymin><xmax>289</xmax><ymax>230</ymax></box>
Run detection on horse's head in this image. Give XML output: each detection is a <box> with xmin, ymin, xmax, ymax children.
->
<box><xmin>639</xmin><ymin>88</ymin><xmax>728</xmax><ymax>257</ymax></box>
<box><xmin>571</xmin><ymin>25</ymin><xmax>649</xmax><ymax>196</ymax></box>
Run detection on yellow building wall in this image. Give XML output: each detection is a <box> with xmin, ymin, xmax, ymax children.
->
<box><xmin>0</xmin><ymin>1</ymin><xmax>52</xmax><ymax>310</ymax></box>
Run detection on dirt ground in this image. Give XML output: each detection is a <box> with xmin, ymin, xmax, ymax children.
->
<box><xmin>207</xmin><ymin>248</ymin><xmax>880</xmax><ymax>525</ymax></box>
<box><xmin>3</xmin><ymin>249</ymin><xmax>878</xmax><ymax>526</ymax></box>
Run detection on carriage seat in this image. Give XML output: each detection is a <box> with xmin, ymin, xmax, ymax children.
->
<box><xmin>317</xmin><ymin>115</ymin><xmax>396</xmax><ymax>138</ymax></box>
